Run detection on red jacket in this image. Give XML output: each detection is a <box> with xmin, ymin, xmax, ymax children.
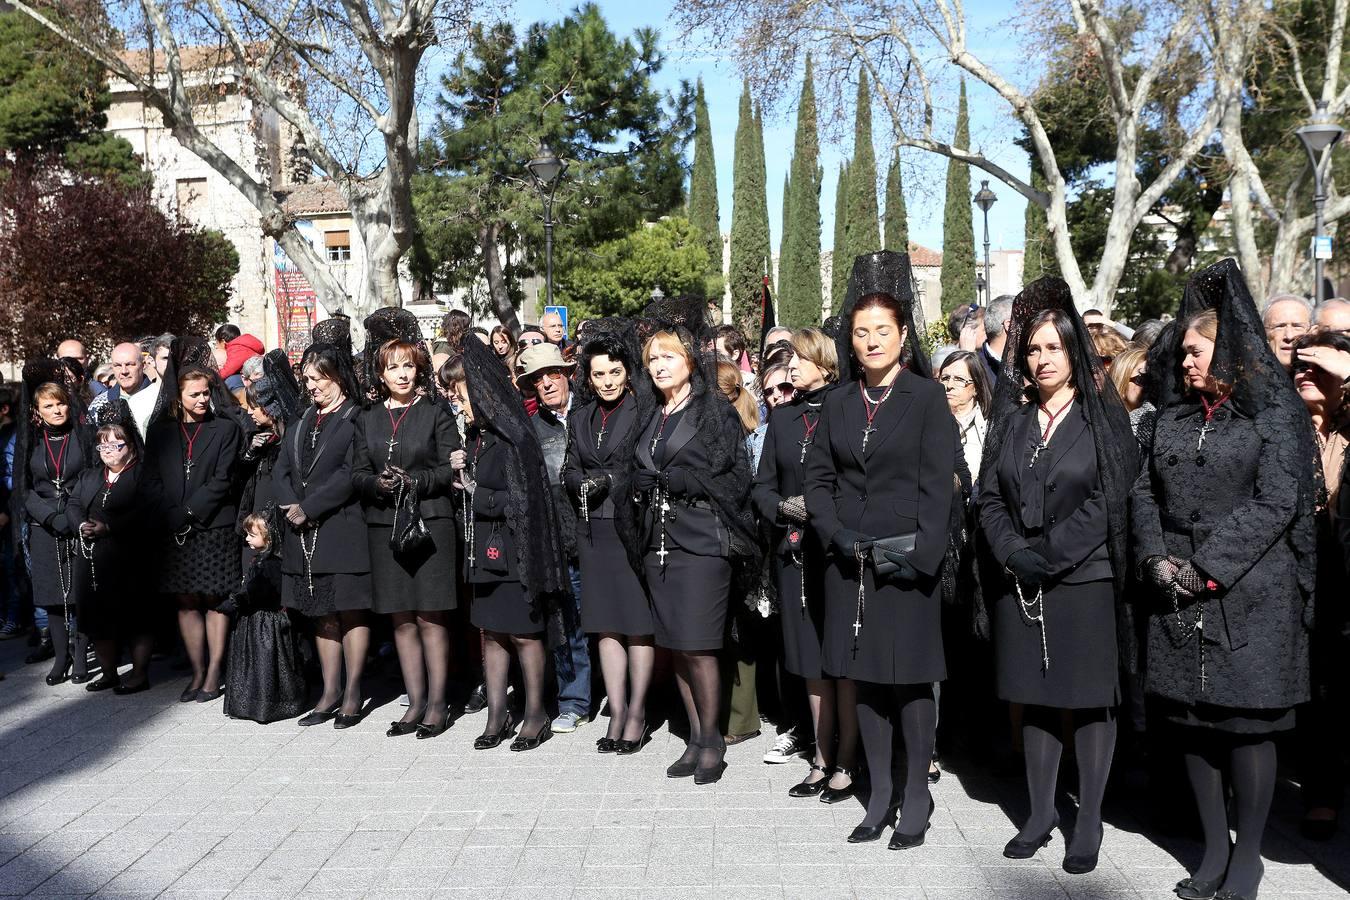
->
<box><xmin>221</xmin><ymin>334</ymin><xmax>264</xmax><ymax>378</ymax></box>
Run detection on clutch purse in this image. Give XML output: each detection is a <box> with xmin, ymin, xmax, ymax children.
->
<box><xmin>870</xmin><ymin>532</ymin><xmax>917</xmax><ymax>576</ymax></box>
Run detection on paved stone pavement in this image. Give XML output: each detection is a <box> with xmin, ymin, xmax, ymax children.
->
<box><xmin>1</xmin><ymin>637</ymin><xmax>1347</xmax><ymax>900</ymax></box>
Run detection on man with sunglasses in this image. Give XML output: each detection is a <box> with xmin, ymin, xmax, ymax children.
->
<box><xmin>516</xmin><ymin>325</ymin><xmax>549</xmax><ymax>353</ymax></box>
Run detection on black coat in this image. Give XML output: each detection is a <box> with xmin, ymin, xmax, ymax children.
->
<box><xmin>635</xmin><ymin>403</ymin><xmax>740</xmax><ymax>557</ymax></box>
<box><xmin>66</xmin><ymin>463</ymin><xmax>148</xmax><ymax>611</ymax></box>
<box><xmin>23</xmin><ymin>429</ymin><xmax>87</xmax><ymax>535</ymax></box>
<box><xmin>144</xmin><ymin>415</ymin><xmax>242</xmax><ymax>532</ymax></box>
<box><xmin>1131</xmin><ymin>401</ymin><xmax>1311</xmax><ymax>711</ymax></box>
<box><xmin>352</xmin><ymin>397</ymin><xmax>460</xmax><ymax>524</ymax></box>
<box><xmin>804</xmin><ymin>370</ymin><xmax>956</xmax><ymax>684</ymax></box>
<box><xmin>466</xmin><ymin>430</ymin><xmax>519</xmax><ymax>585</ymax></box>
<box><xmin>562</xmin><ymin>396</ymin><xmax>640</xmax><ymax>521</ymax></box>
<box><xmin>753</xmin><ymin>393</ymin><xmax>828</xmax><ymax>561</ymax></box>
<box><xmin>273</xmin><ymin>402</ymin><xmax>369</xmax><ymax>576</ymax></box>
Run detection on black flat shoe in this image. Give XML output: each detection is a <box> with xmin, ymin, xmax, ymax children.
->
<box><xmin>596</xmin><ymin>737</ymin><xmax>618</xmax><ymax>753</ymax></box>
<box><xmin>888</xmin><ymin>798</ymin><xmax>935</xmax><ymax>851</ymax></box>
<box><xmin>85</xmin><ymin>675</ymin><xmax>120</xmax><ymax>692</ymax></box>
<box><xmin>415</xmin><ymin>721</ymin><xmax>448</xmax><ymax>740</ymax></box>
<box><xmin>928</xmin><ymin>765</ymin><xmax>942</xmax><ymax>784</ymax></box>
<box><xmin>474</xmin><ymin>716</ymin><xmax>514</xmax><ymax>750</ymax></box>
<box><xmin>694</xmin><ymin>760</ymin><xmax>727</xmax><ymax>785</ymax></box>
<box><xmin>1063</xmin><ymin>824</ymin><xmax>1103</xmax><ymax>874</ymax></box>
<box><xmin>820</xmin><ymin>767</ymin><xmax>858</xmax><ymax>804</ymax></box>
<box><xmin>509</xmin><ymin>723</ymin><xmax>552</xmax><ymax>752</ymax></box>
<box><xmin>615</xmin><ymin>724</ymin><xmax>651</xmax><ymax>756</ymax></box>
<box><xmin>298</xmin><ymin>706</ymin><xmax>340</xmax><ymax>726</ymax></box>
<box><xmin>848</xmin><ymin>811</ymin><xmax>896</xmax><ymax>844</ymax></box>
<box><xmin>386</xmin><ymin>721</ymin><xmax>420</xmax><ymax>737</ymax></box>
<box><xmin>195</xmin><ymin>688</ymin><xmax>223</xmax><ymax>702</ymax></box>
<box><xmin>1175</xmin><ymin>876</ymin><xmax>1223</xmax><ymax>900</ymax></box>
<box><xmin>179</xmin><ymin>684</ymin><xmax>200</xmax><ymax>703</ymax></box>
<box><xmin>1003</xmin><ymin>817</ymin><xmax>1058</xmax><ymax>859</ymax></box>
<box><xmin>788</xmin><ymin>764</ymin><xmax>829</xmax><ymax>798</ymax></box>
<box><xmin>112</xmin><ymin>680</ymin><xmax>150</xmax><ymax>695</ymax></box>
<box><xmin>333</xmin><ymin>712</ymin><xmax>362</xmax><ymax>729</ymax></box>
<box><xmin>70</xmin><ymin>672</ymin><xmax>92</xmax><ymax>685</ymax></box>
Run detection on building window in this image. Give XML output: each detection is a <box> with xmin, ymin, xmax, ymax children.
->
<box><xmin>176</xmin><ymin>178</ymin><xmax>207</xmax><ymax>220</ymax></box>
<box><xmin>325</xmin><ymin>230</ymin><xmax>351</xmax><ymax>263</ymax></box>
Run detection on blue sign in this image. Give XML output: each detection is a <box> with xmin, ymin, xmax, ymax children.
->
<box><xmin>1314</xmin><ymin>235</ymin><xmax>1334</xmax><ymax>261</ymax></box>
<box><xmin>544</xmin><ymin>305</ymin><xmax>569</xmax><ymax>335</ymax></box>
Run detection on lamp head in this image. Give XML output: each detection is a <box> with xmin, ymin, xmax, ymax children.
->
<box><xmin>1297</xmin><ymin>101</ymin><xmax>1345</xmax><ymax>156</ymax></box>
<box><xmin>526</xmin><ymin>142</ymin><xmax>566</xmax><ymax>190</ymax></box>
<box><xmin>973</xmin><ymin>179</ymin><xmax>998</xmax><ymax>213</ymax></box>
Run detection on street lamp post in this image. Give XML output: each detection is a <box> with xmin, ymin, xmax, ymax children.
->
<box><xmin>526</xmin><ymin>142</ymin><xmax>568</xmax><ymax>310</ymax></box>
<box><xmin>1296</xmin><ymin>100</ymin><xmax>1345</xmax><ymax>304</ymax></box>
<box><xmin>973</xmin><ymin>180</ymin><xmax>998</xmax><ymax>306</ymax></box>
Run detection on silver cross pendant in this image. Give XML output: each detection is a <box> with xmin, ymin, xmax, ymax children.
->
<box><xmin>1197</xmin><ymin>422</ymin><xmax>1213</xmax><ymax>451</ymax></box>
<box><xmin>861</xmin><ymin>425</ymin><xmax>876</xmax><ymax>451</ymax></box>
<box><xmin>799</xmin><ymin>439</ymin><xmax>812</xmax><ymax>463</ymax></box>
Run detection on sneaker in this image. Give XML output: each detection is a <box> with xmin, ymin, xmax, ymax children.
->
<box><xmin>0</xmin><ymin>622</ymin><xmax>25</xmax><ymax>640</ymax></box>
<box><xmin>550</xmin><ymin>711</ymin><xmax>587</xmax><ymax>733</ymax></box>
<box><xmin>763</xmin><ymin>728</ymin><xmax>811</xmax><ymax>764</ymax></box>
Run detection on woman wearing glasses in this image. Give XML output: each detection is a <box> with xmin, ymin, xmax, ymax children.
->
<box><xmin>938</xmin><ymin>351</ymin><xmax>992</xmax><ymax>491</ymax></box>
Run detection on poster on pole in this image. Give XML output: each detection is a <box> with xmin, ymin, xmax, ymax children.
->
<box><xmin>274</xmin><ymin>221</ymin><xmax>320</xmax><ymax>362</ymax></box>
<box><xmin>1313</xmin><ymin>235</ymin><xmax>1334</xmax><ymax>260</ymax></box>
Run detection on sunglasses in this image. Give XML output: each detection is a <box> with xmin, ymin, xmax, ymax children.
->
<box><xmin>1129</xmin><ymin>373</ymin><xmax>1147</xmax><ymax>387</ymax></box>
<box><xmin>517</xmin><ymin>337</ymin><xmax>546</xmax><ymax>349</ymax></box>
<box><xmin>1099</xmin><ymin>355</ymin><xmax>1114</xmax><ymax>367</ymax></box>
<box><xmin>766</xmin><ymin>383</ymin><xmax>796</xmax><ymax>397</ymax></box>
<box><xmin>97</xmin><ymin>442</ymin><xmax>127</xmax><ymax>452</ymax></box>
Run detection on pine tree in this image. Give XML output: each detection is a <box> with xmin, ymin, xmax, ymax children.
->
<box><xmin>939</xmin><ymin>79</ymin><xmax>977</xmax><ymax>313</ymax></box>
<box><xmin>842</xmin><ymin>72</ymin><xmax>880</xmax><ymax>273</ymax></box>
<box><xmin>831</xmin><ymin>161</ymin><xmax>850</xmax><ymax>312</ymax></box>
<box><xmin>687</xmin><ymin>78</ymin><xmax>722</xmax><ymax>299</ymax></box>
<box><xmin>728</xmin><ymin>81</ymin><xmax>771</xmax><ymax>334</ymax></box>
<box><xmin>1023</xmin><ymin>164</ymin><xmax>1058</xmax><ymax>281</ymax></box>
<box><xmin>780</xmin><ymin>55</ymin><xmax>823</xmax><ymax>327</ymax></box>
<box><xmin>883</xmin><ymin>148</ymin><xmax>909</xmax><ymax>253</ymax></box>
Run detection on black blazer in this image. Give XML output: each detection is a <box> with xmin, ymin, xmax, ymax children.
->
<box><xmin>352</xmin><ymin>397</ymin><xmax>460</xmax><ymax>524</ymax></box>
<box><xmin>635</xmin><ymin>402</ymin><xmax>737</xmax><ymax>558</ymax></box>
<box><xmin>562</xmin><ymin>397</ymin><xmax>639</xmax><ymax>520</ymax></box>
<box><xmin>978</xmin><ymin>401</ymin><xmax>1112</xmax><ymax>584</ymax></box>
<box><xmin>144</xmin><ymin>415</ymin><xmax>242</xmax><ymax>531</ymax></box>
<box><xmin>273</xmin><ymin>401</ymin><xmax>369</xmax><ymax>575</ymax></box>
<box><xmin>23</xmin><ymin>429</ymin><xmax>89</xmax><ymax>535</ymax></box>
<box><xmin>466</xmin><ymin>430</ymin><xmax>519</xmax><ymax>584</ymax></box>
<box><xmin>752</xmin><ymin>396</ymin><xmax>826</xmax><ymax>557</ymax></box>
<box><xmin>66</xmin><ymin>464</ymin><xmax>149</xmax><ymax>595</ymax></box>
<box><xmin>803</xmin><ymin>370</ymin><xmax>956</xmax><ymax>575</ymax></box>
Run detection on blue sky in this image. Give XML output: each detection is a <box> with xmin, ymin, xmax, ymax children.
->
<box><xmin>491</xmin><ymin>0</ymin><xmax>1038</xmax><ymax>255</ymax></box>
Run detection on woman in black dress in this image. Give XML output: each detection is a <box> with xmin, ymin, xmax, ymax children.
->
<box><xmin>752</xmin><ymin>327</ymin><xmax>860</xmax><ymax>800</ymax></box>
<box><xmin>68</xmin><ymin>401</ymin><xmax>152</xmax><ymax>694</ymax></box>
<box><xmin>443</xmin><ymin>341</ymin><xmax>571</xmax><ymax>752</ymax></box>
<box><xmin>630</xmin><ymin>303</ymin><xmax>755</xmax><ymax>785</ymax></box>
<box><xmin>145</xmin><ymin>366</ymin><xmax>243</xmax><ymax>703</ymax></box>
<box><xmin>803</xmin><ymin>251</ymin><xmax>957</xmax><ymax>848</ymax></box>
<box><xmin>275</xmin><ymin>343</ymin><xmax>371</xmax><ymax>728</ymax></box>
<box><xmin>1132</xmin><ymin>260</ymin><xmax>1315</xmax><ymax>900</ymax></box>
<box><xmin>352</xmin><ymin>328</ymin><xmax>460</xmax><ymax>738</ymax></box>
<box><xmin>239</xmin><ymin>351</ymin><xmax>301</xmax><ymax>556</ymax></box>
<box><xmin>561</xmin><ymin>329</ymin><xmax>656</xmax><ymax>754</ymax></box>
<box><xmin>977</xmin><ymin>280</ymin><xmax>1138</xmax><ymax>873</ymax></box>
<box><xmin>17</xmin><ymin>364</ymin><xmax>92</xmax><ymax>685</ymax></box>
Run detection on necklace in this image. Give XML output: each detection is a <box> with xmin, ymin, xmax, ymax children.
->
<box><xmin>1028</xmin><ymin>394</ymin><xmax>1074</xmax><ymax>468</ymax></box>
<box><xmin>180</xmin><ymin>421</ymin><xmax>204</xmax><ymax>478</ymax></box>
<box><xmin>310</xmin><ymin>408</ymin><xmax>331</xmax><ymax>448</ymax></box>
<box><xmin>798</xmin><ymin>412</ymin><xmax>820</xmax><ymax>463</ymax></box>
<box><xmin>595</xmin><ymin>395</ymin><xmax>626</xmax><ymax>448</ymax></box>
<box><xmin>858</xmin><ymin>373</ymin><xmax>903</xmax><ymax>451</ymax></box>
<box><xmin>384</xmin><ymin>396</ymin><xmax>417</xmax><ymax>461</ymax></box>
<box><xmin>102</xmin><ymin>463</ymin><xmax>131</xmax><ymax>508</ymax></box>
<box><xmin>464</xmin><ymin>434</ymin><xmax>482</xmax><ymax>571</ymax></box>
<box><xmin>649</xmin><ymin>393</ymin><xmax>690</xmax><ymax>457</ymax></box>
<box><xmin>1197</xmin><ymin>392</ymin><xmax>1229</xmax><ymax>451</ymax></box>
<box><xmin>43</xmin><ymin>429</ymin><xmax>70</xmax><ymax>495</ymax></box>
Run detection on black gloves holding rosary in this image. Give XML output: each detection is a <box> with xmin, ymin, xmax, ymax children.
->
<box><xmin>1006</xmin><ymin>548</ymin><xmax>1052</xmax><ymax>588</ymax></box>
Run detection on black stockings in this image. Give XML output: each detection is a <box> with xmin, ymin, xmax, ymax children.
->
<box><xmin>856</xmin><ymin>682</ymin><xmax>936</xmax><ymax>835</ymax></box>
<box><xmin>314</xmin><ymin>611</ymin><xmax>368</xmax><ymax>716</ymax></box>
<box><xmin>391</xmin><ymin>611</ymin><xmax>451</xmax><ymax>727</ymax></box>
<box><xmin>176</xmin><ymin>595</ymin><xmax>227</xmax><ymax>691</ymax></box>
<box><xmin>1017</xmin><ymin>706</ymin><xmax>1116</xmax><ymax>857</ymax></box>
<box><xmin>1184</xmin><ymin>735</ymin><xmax>1275</xmax><ymax>897</ymax></box>
<box><xmin>597</xmin><ymin>634</ymin><xmax>656</xmax><ymax>743</ymax></box>
<box><xmin>672</xmin><ymin>650</ymin><xmax>723</xmax><ymax>769</ymax></box>
<box><xmin>47</xmin><ymin>614</ymin><xmax>88</xmax><ymax>680</ymax></box>
<box><xmin>481</xmin><ymin>631</ymin><xmax>547</xmax><ymax>737</ymax></box>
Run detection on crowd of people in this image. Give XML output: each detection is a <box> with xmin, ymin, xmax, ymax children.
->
<box><xmin>1</xmin><ymin>252</ymin><xmax>1346</xmax><ymax>900</ymax></box>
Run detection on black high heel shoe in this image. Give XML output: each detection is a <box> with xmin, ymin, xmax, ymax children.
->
<box><xmin>848</xmin><ymin>808</ymin><xmax>897</xmax><ymax>844</ymax></box>
<box><xmin>415</xmin><ymin>720</ymin><xmax>449</xmax><ymax>740</ymax></box>
<box><xmin>510</xmin><ymin>722</ymin><xmax>552</xmax><ymax>752</ymax></box>
<box><xmin>387</xmin><ymin>721</ymin><xmax>420</xmax><ymax>737</ymax></box>
<box><xmin>70</xmin><ymin>671</ymin><xmax>93</xmax><ymax>685</ymax></box>
<box><xmin>888</xmin><ymin>797</ymin><xmax>935</xmax><ymax>850</ymax></box>
<box><xmin>1062</xmin><ymin>824</ymin><xmax>1103</xmax><ymax>874</ymax></box>
<box><xmin>298</xmin><ymin>702</ymin><xmax>341</xmax><ymax>726</ymax></box>
<box><xmin>788</xmin><ymin>764</ymin><xmax>829</xmax><ymax>798</ymax></box>
<box><xmin>85</xmin><ymin>675</ymin><xmax>120</xmax><ymax>692</ymax></box>
<box><xmin>615</xmin><ymin>723</ymin><xmax>651</xmax><ymax>756</ymax></box>
<box><xmin>46</xmin><ymin>658</ymin><xmax>72</xmax><ymax>686</ymax></box>
<box><xmin>596</xmin><ymin>737</ymin><xmax>618</xmax><ymax>753</ymax></box>
<box><xmin>1175</xmin><ymin>876</ymin><xmax>1224</xmax><ymax>900</ymax></box>
<box><xmin>819</xmin><ymin>767</ymin><xmax>858</xmax><ymax>804</ymax></box>
<box><xmin>474</xmin><ymin>715</ymin><xmax>514</xmax><ymax>750</ymax></box>
<box><xmin>1003</xmin><ymin>816</ymin><xmax>1059</xmax><ymax>859</ymax></box>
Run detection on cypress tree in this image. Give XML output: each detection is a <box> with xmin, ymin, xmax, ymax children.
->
<box><xmin>687</xmin><ymin>79</ymin><xmax>722</xmax><ymax>299</ymax></box>
<box><xmin>728</xmin><ymin>80</ymin><xmax>770</xmax><ymax>334</ymax></box>
<box><xmin>754</xmin><ymin>104</ymin><xmax>773</xmax><ymax>294</ymax></box>
<box><xmin>780</xmin><ymin>55</ymin><xmax>823</xmax><ymax>327</ymax></box>
<box><xmin>779</xmin><ymin>170</ymin><xmax>791</xmax><ymax>296</ymax></box>
<box><xmin>939</xmin><ymin>79</ymin><xmax>977</xmax><ymax>313</ymax></box>
<box><xmin>842</xmin><ymin>71</ymin><xmax>880</xmax><ymax>271</ymax></box>
<box><xmin>831</xmin><ymin>161</ymin><xmax>850</xmax><ymax>312</ymax></box>
<box><xmin>883</xmin><ymin>148</ymin><xmax>909</xmax><ymax>253</ymax></box>
<box><xmin>1023</xmin><ymin>164</ymin><xmax>1058</xmax><ymax>280</ymax></box>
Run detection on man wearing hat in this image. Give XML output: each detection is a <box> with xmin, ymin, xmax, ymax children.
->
<box><xmin>517</xmin><ymin>343</ymin><xmax>592</xmax><ymax>734</ymax></box>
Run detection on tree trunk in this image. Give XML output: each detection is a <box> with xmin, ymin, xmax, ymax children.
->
<box><xmin>478</xmin><ymin>221</ymin><xmax>519</xmax><ymax>335</ymax></box>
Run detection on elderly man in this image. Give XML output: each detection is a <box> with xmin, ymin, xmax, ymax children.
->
<box><xmin>981</xmin><ymin>295</ymin><xmax>1015</xmax><ymax>381</ymax></box>
<box><xmin>541</xmin><ymin>310</ymin><xmax>568</xmax><ymax>349</ymax></box>
<box><xmin>89</xmin><ymin>342</ymin><xmax>160</xmax><ymax>435</ymax></box>
<box><xmin>1263</xmin><ymin>294</ymin><xmax>1314</xmax><ymax>370</ymax></box>
<box><xmin>1315</xmin><ymin>297</ymin><xmax>1350</xmax><ymax>335</ymax></box>
<box><xmin>517</xmin><ymin>342</ymin><xmax>591</xmax><ymax>735</ymax></box>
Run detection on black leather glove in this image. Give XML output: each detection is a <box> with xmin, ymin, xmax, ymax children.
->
<box><xmin>881</xmin><ymin>550</ymin><xmax>920</xmax><ymax>583</ymax></box>
<box><xmin>632</xmin><ymin>468</ymin><xmax>659</xmax><ymax>492</ymax></box>
<box><xmin>663</xmin><ymin>467</ymin><xmax>704</xmax><ymax>499</ymax></box>
<box><xmin>831</xmin><ymin>528</ymin><xmax>873</xmax><ymax>557</ymax></box>
<box><xmin>1006</xmin><ymin>548</ymin><xmax>1052</xmax><ymax>587</ymax></box>
<box><xmin>563</xmin><ymin>468</ymin><xmax>584</xmax><ymax>497</ymax></box>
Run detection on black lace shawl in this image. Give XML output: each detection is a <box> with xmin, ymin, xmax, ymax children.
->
<box><xmin>1145</xmin><ymin>258</ymin><xmax>1318</xmax><ymax>603</ymax></box>
<box><xmin>362</xmin><ymin>307</ymin><xmax>433</xmax><ymax>399</ymax></box>
<box><xmin>149</xmin><ymin>336</ymin><xmax>241</xmax><ymax>429</ymax></box>
<box><xmin>10</xmin><ymin>358</ymin><xmax>92</xmax><ymax>550</ymax></box>
<box><xmin>254</xmin><ymin>349</ymin><xmax>304</xmax><ymax>426</ymax></box>
<box><xmin>462</xmin><ymin>336</ymin><xmax>571</xmax><ymax>616</ymax></box>
<box><xmin>978</xmin><ymin>276</ymin><xmax>1141</xmax><ymax>666</ymax></box>
<box><xmin>311</xmin><ymin>314</ymin><xmax>353</xmax><ymax>360</ymax></box>
<box><xmin>833</xmin><ymin>251</ymin><xmax>932</xmax><ymax>381</ymax></box>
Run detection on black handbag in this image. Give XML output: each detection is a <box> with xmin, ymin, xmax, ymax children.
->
<box><xmin>870</xmin><ymin>532</ymin><xmax>917</xmax><ymax>576</ymax></box>
<box><xmin>389</xmin><ymin>479</ymin><xmax>432</xmax><ymax>555</ymax></box>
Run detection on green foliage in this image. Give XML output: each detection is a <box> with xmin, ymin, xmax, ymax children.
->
<box><xmin>780</xmin><ymin>56</ymin><xmax>823</xmax><ymax>327</ymax></box>
<box><xmin>559</xmin><ymin>217</ymin><xmax>709</xmax><ymax>321</ymax></box>
<box><xmin>414</xmin><ymin>4</ymin><xmax>687</xmax><ymax>316</ymax></box>
<box><xmin>64</xmin><ymin>133</ymin><xmax>150</xmax><ymax>190</ymax></box>
<box><xmin>939</xmin><ymin>80</ymin><xmax>976</xmax><ymax>313</ymax></box>
<box><xmin>727</xmin><ymin>81</ymin><xmax>771</xmax><ymax>335</ymax></box>
<box><xmin>688</xmin><ymin>79</ymin><xmax>723</xmax><ymax>300</ymax></box>
<box><xmin>883</xmin><ymin>148</ymin><xmax>908</xmax><ymax>252</ymax></box>
<box><xmin>830</xmin><ymin>161</ymin><xmax>850</xmax><ymax>312</ymax></box>
<box><xmin>842</xmin><ymin>72</ymin><xmax>880</xmax><ymax>275</ymax></box>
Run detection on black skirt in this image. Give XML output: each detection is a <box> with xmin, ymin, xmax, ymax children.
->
<box><xmin>994</xmin><ymin>578</ymin><xmax>1119</xmax><ymax>709</ymax></box>
<box><xmin>222</xmin><ymin>609</ymin><xmax>309</xmax><ymax>723</ymax></box>
<box><xmin>821</xmin><ymin>558</ymin><xmax>945</xmax><ymax>685</ymax></box>
<box><xmin>470</xmin><ymin>580</ymin><xmax>544</xmax><ymax>636</ymax></box>
<box><xmin>368</xmin><ymin>520</ymin><xmax>458</xmax><ymax>614</ymax></box>
<box><xmin>28</xmin><ymin>527</ymin><xmax>74</xmax><ymax>612</ymax></box>
<box><xmin>282</xmin><ymin>572</ymin><xmax>372</xmax><ymax>617</ymax></box>
<box><xmin>578</xmin><ymin>518</ymin><xmax>652</xmax><ymax>636</ymax></box>
<box><xmin>1158</xmin><ymin>699</ymin><xmax>1296</xmax><ymax>735</ymax></box>
<box><xmin>160</xmin><ymin>526</ymin><xmax>241</xmax><ymax>596</ymax></box>
<box><xmin>776</xmin><ymin>553</ymin><xmax>827</xmax><ymax>680</ymax></box>
<box><xmin>644</xmin><ymin>548</ymin><xmax>731</xmax><ymax>652</ymax></box>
